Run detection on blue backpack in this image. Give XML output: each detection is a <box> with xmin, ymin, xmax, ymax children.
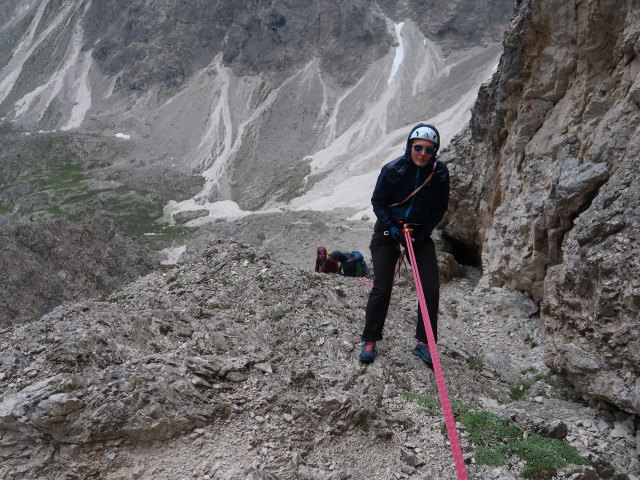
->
<box><xmin>343</xmin><ymin>251</ymin><xmax>367</xmax><ymax>277</ymax></box>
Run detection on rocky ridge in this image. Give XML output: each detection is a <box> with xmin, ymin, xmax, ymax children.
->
<box><xmin>0</xmin><ymin>217</ymin><xmax>157</xmax><ymax>327</ymax></box>
<box><xmin>440</xmin><ymin>0</ymin><xmax>640</xmax><ymax>415</ymax></box>
<box><xmin>0</xmin><ymin>241</ymin><xmax>637</xmax><ymax>479</ymax></box>
<box><xmin>80</xmin><ymin>0</ymin><xmax>512</xmax><ymax>90</ymax></box>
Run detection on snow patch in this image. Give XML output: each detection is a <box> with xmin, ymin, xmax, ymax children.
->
<box><xmin>115</xmin><ymin>133</ymin><xmax>130</xmax><ymax>139</ymax></box>
<box><xmin>388</xmin><ymin>22</ymin><xmax>405</xmax><ymax>85</ymax></box>
<box><xmin>163</xmin><ymin>198</ymin><xmax>258</xmax><ymax>226</ymax></box>
<box><xmin>292</xmin><ymin>170</ymin><xmax>379</xmax><ymax>216</ymax></box>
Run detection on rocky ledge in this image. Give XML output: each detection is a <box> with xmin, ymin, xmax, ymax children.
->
<box><xmin>0</xmin><ymin>241</ymin><xmax>637</xmax><ymax>479</ymax></box>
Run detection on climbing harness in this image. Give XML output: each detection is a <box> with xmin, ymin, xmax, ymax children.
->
<box><xmin>402</xmin><ymin>223</ymin><xmax>469</xmax><ymax>480</ymax></box>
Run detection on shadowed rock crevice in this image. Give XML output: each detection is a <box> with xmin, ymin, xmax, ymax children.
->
<box><xmin>442</xmin><ymin>233</ymin><xmax>481</xmax><ymax>268</ymax></box>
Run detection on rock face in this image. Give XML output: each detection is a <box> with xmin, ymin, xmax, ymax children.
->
<box><xmin>440</xmin><ymin>0</ymin><xmax>640</xmax><ymax>414</ymax></box>
<box><xmin>376</xmin><ymin>0</ymin><xmax>514</xmax><ymax>54</ymax></box>
<box><xmin>0</xmin><ymin>218</ymin><xmax>157</xmax><ymax>327</ymax></box>
<box><xmin>83</xmin><ymin>1</ymin><xmax>390</xmax><ymax>90</ymax></box>
<box><xmin>83</xmin><ymin>0</ymin><xmax>513</xmax><ymax>90</ymax></box>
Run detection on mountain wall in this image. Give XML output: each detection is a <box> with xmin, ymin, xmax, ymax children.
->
<box><xmin>0</xmin><ymin>0</ymin><xmax>512</xmax><ymax>218</ymax></box>
<box><xmin>440</xmin><ymin>0</ymin><xmax>640</xmax><ymax>415</ymax></box>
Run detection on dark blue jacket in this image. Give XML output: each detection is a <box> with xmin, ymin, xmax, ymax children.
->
<box><xmin>328</xmin><ymin>251</ymin><xmax>355</xmax><ymax>276</ymax></box>
<box><xmin>329</xmin><ymin>251</ymin><xmax>367</xmax><ymax>277</ymax></box>
<box><xmin>371</xmin><ymin>124</ymin><xmax>450</xmax><ymax>236</ymax></box>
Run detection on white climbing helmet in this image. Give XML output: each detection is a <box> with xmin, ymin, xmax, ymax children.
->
<box><xmin>409</xmin><ymin>125</ymin><xmax>439</xmax><ymax>145</ymax></box>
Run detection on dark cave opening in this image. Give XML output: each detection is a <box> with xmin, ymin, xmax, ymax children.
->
<box><xmin>443</xmin><ymin>234</ymin><xmax>482</xmax><ymax>267</ymax></box>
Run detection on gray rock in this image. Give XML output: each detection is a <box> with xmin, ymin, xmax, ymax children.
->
<box><xmin>440</xmin><ymin>0</ymin><xmax>640</xmax><ymax>415</ymax></box>
<box><xmin>173</xmin><ymin>209</ymin><xmax>210</xmax><ymax>224</ymax></box>
<box><xmin>0</xmin><ymin>218</ymin><xmax>157</xmax><ymax>327</ymax></box>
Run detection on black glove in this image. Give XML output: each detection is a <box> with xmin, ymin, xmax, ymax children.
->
<box><xmin>390</xmin><ymin>226</ymin><xmax>406</xmax><ymax>247</ymax></box>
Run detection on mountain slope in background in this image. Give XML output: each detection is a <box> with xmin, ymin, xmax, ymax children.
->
<box><xmin>0</xmin><ymin>0</ymin><xmax>511</xmax><ymax>220</ymax></box>
<box><xmin>0</xmin><ymin>0</ymin><xmax>511</xmax><ymax>328</ymax></box>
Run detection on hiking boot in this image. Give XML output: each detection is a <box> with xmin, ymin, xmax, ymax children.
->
<box><xmin>359</xmin><ymin>341</ymin><xmax>376</xmax><ymax>363</ymax></box>
<box><xmin>412</xmin><ymin>342</ymin><xmax>432</xmax><ymax>365</ymax></box>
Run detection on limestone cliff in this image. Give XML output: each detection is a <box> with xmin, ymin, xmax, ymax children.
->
<box><xmin>441</xmin><ymin>0</ymin><xmax>640</xmax><ymax>414</ymax></box>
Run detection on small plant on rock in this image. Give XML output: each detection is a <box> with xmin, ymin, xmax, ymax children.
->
<box><xmin>159</xmin><ymin>324</ymin><xmax>173</xmax><ymax>335</ymax></box>
<box><xmin>461</xmin><ymin>410</ymin><xmax>589</xmax><ymax>478</ymax></box>
<box><xmin>403</xmin><ymin>392</ymin><xmax>473</xmax><ymax>419</ymax></box>
<box><xmin>469</xmin><ymin>356</ymin><xmax>484</xmax><ymax>372</ymax></box>
<box><xmin>134</xmin><ymin>377</ymin><xmax>150</xmax><ymax>387</ymax></box>
<box><xmin>510</xmin><ymin>374</ymin><xmax>547</xmax><ymax>400</ymax></box>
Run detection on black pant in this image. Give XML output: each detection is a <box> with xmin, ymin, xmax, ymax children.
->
<box><xmin>362</xmin><ymin>232</ymin><xmax>439</xmax><ymax>344</ymax></box>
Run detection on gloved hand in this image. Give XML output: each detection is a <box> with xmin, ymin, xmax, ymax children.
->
<box><xmin>390</xmin><ymin>226</ymin><xmax>406</xmax><ymax>247</ymax></box>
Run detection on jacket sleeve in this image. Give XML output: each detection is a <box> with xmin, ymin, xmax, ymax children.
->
<box><xmin>371</xmin><ymin>166</ymin><xmax>395</xmax><ymax>230</ymax></box>
<box><xmin>424</xmin><ymin>164</ymin><xmax>450</xmax><ymax>234</ymax></box>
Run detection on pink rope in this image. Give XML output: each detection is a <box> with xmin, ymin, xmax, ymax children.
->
<box><xmin>356</xmin><ymin>276</ymin><xmax>373</xmax><ymax>287</ymax></box>
<box><xmin>403</xmin><ymin>229</ymin><xmax>468</xmax><ymax>480</ymax></box>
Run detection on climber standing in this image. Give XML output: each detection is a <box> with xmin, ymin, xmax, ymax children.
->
<box><xmin>359</xmin><ymin>124</ymin><xmax>450</xmax><ymax>365</ymax></box>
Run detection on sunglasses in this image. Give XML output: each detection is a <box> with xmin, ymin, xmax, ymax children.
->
<box><xmin>412</xmin><ymin>145</ymin><xmax>436</xmax><ymax>154</ymax></box>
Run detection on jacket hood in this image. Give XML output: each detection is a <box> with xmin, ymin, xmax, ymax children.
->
<box><xmin>404</xmin><ymin>123</ymin><xmax>441</xmax><ymax>159</ymax></box>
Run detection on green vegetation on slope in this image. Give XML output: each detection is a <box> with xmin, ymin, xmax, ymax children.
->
<box><xmin>0</xmin><ymin>132</ymin><xmax>200</xmax><ymax>244</ymax></box>
<box><xmin>404</xmin><ymin>393</ymin><xmax>589</xmax><ymax>479</ymax></box>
